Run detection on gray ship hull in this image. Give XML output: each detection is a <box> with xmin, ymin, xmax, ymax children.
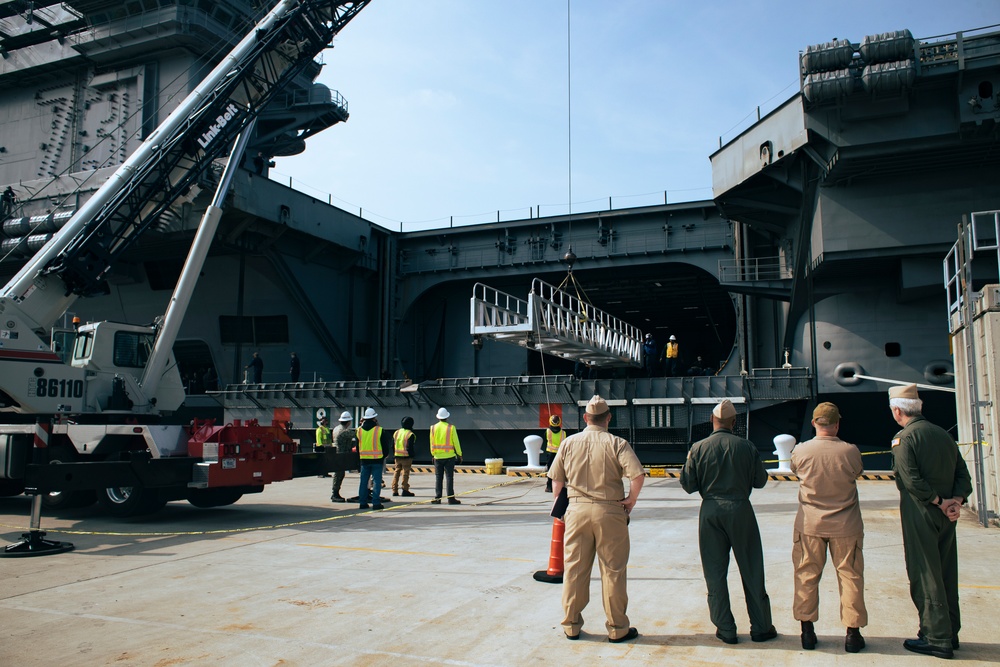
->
<box><xmin>2</xmin><ymin>8</ymin><xmax>998</xmax><ymax>469</ymax></box>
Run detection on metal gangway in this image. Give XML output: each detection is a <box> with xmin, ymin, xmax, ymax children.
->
<box><xmin>470</xmin><ymin>278</ymin><xmax>644</xmax><ymax>367</ymax></box>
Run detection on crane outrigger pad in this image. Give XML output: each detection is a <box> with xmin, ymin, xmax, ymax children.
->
<box><xmin>471</xmin><ymin>279</ymin><xmax>643</xmax><ymax>368</ymax></box>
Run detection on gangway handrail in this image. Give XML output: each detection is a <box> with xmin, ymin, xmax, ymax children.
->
<box><xmin>530</xmin><ymin>278</ymin><xmax>643</xmax><ymax>362</ymax></box>
<box><xmin>471</xmin><ymin>282</ymin><xmax>532</xmax><ymax>332</ymax></box>
<box><xmin>470</xmin><ymin>279</ymin><xmax>643</xmax><ymax>367</ymax></box>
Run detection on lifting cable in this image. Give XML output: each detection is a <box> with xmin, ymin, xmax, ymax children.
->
<box><xmin>536</xmin><ymin>0</ymin><xmax>576</xmax><ymax>416</ymax></box>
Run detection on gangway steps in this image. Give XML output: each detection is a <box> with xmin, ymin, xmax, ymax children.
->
<box><xmin>470</xmin><ymin>278</ymin><xmax>643</xmax><ymax>367</ymax></box>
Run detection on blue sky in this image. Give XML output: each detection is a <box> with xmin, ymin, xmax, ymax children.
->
<box><xmin>272</xmin><ymin>0</ymin><xmax>997</xmax><ymax>231</ymax></box>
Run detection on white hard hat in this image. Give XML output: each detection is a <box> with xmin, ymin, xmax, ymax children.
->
<box><xmin>669</xmin><ymin>335</ymin><xmax>677</xmax><ymax>341</ymax></box>
<box><xmin>338</xmin><ymin>411</ymin><xmax>353</xmax><ymax>422</ymax></box>
<box><xmin>436</xmin><ymin>407</ymin><xmax>450</xmax><ymax>420</ymax></box>
<box><xmin>362</xmin><ymin>407</ymin><xmax>378</xmax><ymax>420</ymax></box>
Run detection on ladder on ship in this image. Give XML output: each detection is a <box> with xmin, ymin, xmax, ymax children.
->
<box><xmin>944</xmin><ymin>209</ymin><xmax>1000</xmax><ymax>527</ymax></box>
<box><xmin>470</xmin><ymin>277</ymin><xmax>644</xmax><ymax>368</ymax></box>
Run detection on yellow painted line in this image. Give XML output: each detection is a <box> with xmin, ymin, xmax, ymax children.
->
<box><xmin>960</xmin><ymin>584</ymin><xmax>1000</xmax><ymax>590</ymax></box>
<box><xmin>0</xmin><ymin>477</ymin><xmax>535</xmax><ymax>538</ymax></box>
<box><xmin>298</xmin><ymin>544</ymin><xmax>457</xmax><ymax>558</ymax></box>
<box><xmin>643</xmin><ymin>470</ymin><xmax>895</xmax><ymax>481</ymax></box>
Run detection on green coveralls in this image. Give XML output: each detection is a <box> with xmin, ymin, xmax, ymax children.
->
<box><xmin>680</xmin><ymin>428</ymin><xmax>772</xmax><ymax>638</ymax></box>
<box><xmin>891</xmin><ymin>416</ymin><xmax>973</xmax><ymax>648</ymax></box>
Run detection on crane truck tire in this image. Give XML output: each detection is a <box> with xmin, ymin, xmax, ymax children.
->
<box><xmin>187</xmin><ymin>488</ymin><xmax>243</xmax><ymax>508</ymax></box>
<box><xmin>0</xmin><ymin>479</ymin><xmax>25</xmax><ymax>496</ymax></box>
<box><xmin>97</xmin><ymin>485</ymin><xmax>167</xmax><ymax>517</ymax></box>
<box><xmin>40</xmin><ymin>444</ymin><xmax>97</xmax><ymax>510</ymax></box>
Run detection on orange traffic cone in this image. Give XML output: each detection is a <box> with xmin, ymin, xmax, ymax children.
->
<box><xmin>532</xmin><ymin>517</ymin><xmax>564</xmax><ymax>583</ymax></box>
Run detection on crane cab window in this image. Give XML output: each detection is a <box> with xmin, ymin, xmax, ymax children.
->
<box><xmin>73</xmin><ymin>331</ymin><xmax>94</xmax><ymax>361</ymax></box>
<box><xmin>114</xmin><ymin>331</ymin><xmax>155</xmax><ymax>368</ymax></box>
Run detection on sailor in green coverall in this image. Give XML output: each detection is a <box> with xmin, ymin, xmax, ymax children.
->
<box><xmin>888</xmin><ymin>384</ymin><xmax>973</xmax><ymax>660</ymax></box>
<box><xmin>680</xmin><ymin>399</ymin><xmax>777</xmax><ymax>645</ymax></box>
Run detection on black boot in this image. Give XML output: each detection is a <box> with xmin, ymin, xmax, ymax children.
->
<box><xmin>801</xmin><ymin>621</ymin><xmax>817</xmax><ymax>650</ymax></box>
<box><xmin>845</xmin><ymin>627</ymin><xmax>865</xmax><ymax>653</ymax></box>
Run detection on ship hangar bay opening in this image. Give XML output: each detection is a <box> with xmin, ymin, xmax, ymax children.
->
<box><xmin>392</xmin><ymin>204</ymin><xmax>741</xmax><ymax>463</ymax></box>
<box><xmin>395</xmin><ymin>204</ymin><xmax>737</xmax><ymax>382</ymax></box>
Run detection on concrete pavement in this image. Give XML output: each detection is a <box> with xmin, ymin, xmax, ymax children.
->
<box><xmin>2</xmin><ymin>473</ymin><xmax>998</xmax><ymax>666</ymax></box>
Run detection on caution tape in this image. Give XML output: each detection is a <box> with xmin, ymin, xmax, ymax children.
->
<box><xmin>646</xmin><ymin>449</ymin><xmax>897</xmax><ymax>481</ymax></box>
<box><xmin>645</xmin><ymin>468</ymin><xmax>895</xmax><ymax>481</ymax></box>
<box><xmin>0</xmin><ymin>476</ymin><xmax>535</xmax><ymax>538</ymax></box>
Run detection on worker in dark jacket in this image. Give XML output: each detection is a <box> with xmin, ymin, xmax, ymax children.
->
<box><xmin>680</xmin><ymin>399</ymin><xmax>776</xmax><ymax>645</ymax></box>
<box><xmin>888</xmin><ymin>384</ymin><xmax>973</xmax><ymax>660</ymax></box>
<box><xmin>330</xmin><ymin>411</ymin><xmax>355</xmax><ymax>501</ymax></box>
<box><xmin>244</xmin><ymin>351</ymin><xmax>263</xmax><ymax>383</ymax></box>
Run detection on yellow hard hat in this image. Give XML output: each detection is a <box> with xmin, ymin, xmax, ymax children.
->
<box><xmin>549</xmin><ymin>415</ymin><xmax>561</xmax><ymax>427</ymax></box>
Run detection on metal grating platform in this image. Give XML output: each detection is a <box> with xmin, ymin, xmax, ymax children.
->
<box><xmin>418</xmin><ymin>375</ymin><xmax>577</xmax><ymax>407</ymax></box>
<box><xmin>745</xmin><ymin>367</ymin><xmax>813</xmax><ymax>401</ymax></box>
<box><xmin>209</xmin><ymin>380</ymin><xmax>414</xmax><ymax>409</ymax></box>
<box><xmin>471</xmin><ymin>278</ymin><xmax>643</xmax><ymax>368</ymax></box>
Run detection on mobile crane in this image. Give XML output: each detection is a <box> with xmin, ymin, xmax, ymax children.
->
<box><xmin>0</xmin><ymin>1</ymin><xmax>371</xmax><ymax>519</ymax></box>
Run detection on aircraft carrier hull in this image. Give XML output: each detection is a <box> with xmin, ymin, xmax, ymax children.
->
<box><xmin>1</xmin><ymin>9</ymin><xmax>998</xmax><ymax>474</ymax></box>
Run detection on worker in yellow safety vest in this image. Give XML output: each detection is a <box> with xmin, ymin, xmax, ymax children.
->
<box><xmin>314</xmin><ymin>416</ymin><xmax>333</xmax><ymax>478</ymax></box>
<box><xmin>315</xmin><ymin>417</ymin><xmax>332</xmax><ymax>451</ymax></box>
<box><xmin>356</xmin><ymin>407</ymin><xmax>387</xmax><ymax>510</ymax></box>
<box><xmin>392</xmin><ymin>416</ymin><xmax>416</xmax><ymax>497</ymax></box>
<box><xmin>544</xmin><ymin>414</ymin><xmax>565</xmax><ymax>493</ymax></box>
<box><xmin>662</xmin><ymin>335</ymin><xmax>680</xmax><ymax>376</ymax></box>
<box><xmin>430</xmin><ymin>407</ymin><xmax>462</xmax><ymax>505</ymax></box>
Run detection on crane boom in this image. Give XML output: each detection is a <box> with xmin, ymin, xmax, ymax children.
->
<box><xmin>0</xmin><ymin>1</ymin><xmax>372</xmax><ymax>520</ymax></box>
<box><xmin>0</xmin><ymin>1</ymin><xmax>372</xmax><ymax>415</ymax></box>
<box><xmin>2</xmin><ymin>0</ymin><xmax>371</xmax><ymax>333</ymax></box>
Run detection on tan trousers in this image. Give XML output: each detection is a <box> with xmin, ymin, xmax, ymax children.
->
<box><xmin>392</xmin><ymin>457</ymin><xmax>412</xmax><ymax>492</ymax></box>
<box><xmin>792</xmin><ymin>530</ymin><xmax>868</xmax><ymax>628</ymax></box>
<box><xmin>561</xmin><ymin>500</ymin><xmax>631</xmax><ymax>639</ymax></box>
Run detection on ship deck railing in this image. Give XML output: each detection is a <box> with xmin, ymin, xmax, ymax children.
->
<box><xmin>210</xmin><ymin>379</ymin><xmax>415</xmax><ymax>410</ymax></box>
<box><xmin>718</xmin><ymin>256</ymin><xmax>793</xmax><ymax>282</ymax></box>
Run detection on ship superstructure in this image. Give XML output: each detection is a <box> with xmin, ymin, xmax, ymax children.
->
<box><xmin>1</xmin><ymin>6</ymin><xmax>998</xmax><ymax>473</ymax></box>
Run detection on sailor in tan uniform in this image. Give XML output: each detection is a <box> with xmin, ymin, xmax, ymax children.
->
<box><xmin>547</xmin><ymin>395</ymin><xmax>645</xmax><ymax>643</ymax></box>
<box><xmin>790</xmin><ymin>402</ymin><xmax>867</xmax><ymax>653</ymax></box>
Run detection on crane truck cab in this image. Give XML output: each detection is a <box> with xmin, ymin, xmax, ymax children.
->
<box><xmin>70</xmin><ymin>320</ymin><xmax>185</xmax><ymax>414</ymax></box>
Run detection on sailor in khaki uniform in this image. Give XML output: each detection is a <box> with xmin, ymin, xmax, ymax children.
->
<box><xmin>888</xmin><ymin>384</ymin><xmax>972</xmax><ymax>660</ymax></box>
<box><xmin>790</xmin><ymin>402</ymin><xmax>867</xmax><ymax>653</ymax></box>
<box><xmin>547</xmin><ymin>395</ymin><xmax>645</xmax><ymax>643</ymax></box>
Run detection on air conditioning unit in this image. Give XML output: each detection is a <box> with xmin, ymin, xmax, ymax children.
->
<box><xmin>975</xmin><ymin>285</ymin><xmax>1000</xmax><ymax>315</ymax></box>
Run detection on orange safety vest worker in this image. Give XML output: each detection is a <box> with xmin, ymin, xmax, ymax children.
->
<box><xmin>665</xmin><ymin>341</ymin><xmax>679</xmax><ymax>359</ymax></box>
<box><xmin>545</xmin><ymin>428</ymin><xmax>565</xmax><ymax>454</ymax></box>
<box><xmin>430</xmin><ymin>421</ymin><xmax>461</xmax><ymax>459</ymax></box>
<box><xmin>394</xmin><ymin>428</ymin><xmax>413</xmax><ymax>457</ymax></box>
<box><xmin>357</xmin><ymin>425</ymin><xmax>383</xmax><ymax>459</ymax></box>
